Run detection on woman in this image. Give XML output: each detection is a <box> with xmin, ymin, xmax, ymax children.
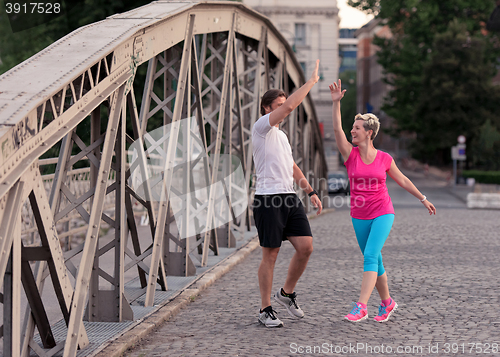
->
<box><xmin>329</xmin><ymin>79</ymin><xmax>436</xmax><ymax>323</ymax></box>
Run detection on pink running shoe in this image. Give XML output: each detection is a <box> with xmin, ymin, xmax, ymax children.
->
<box><xmin>344</xmin><ymin>302</ymin><xmax>368</xmax><ymax>322</ymax></box>
<box><xmin>374</xmin><ymin>299</ymin><xmax>398</xmax><ymax>322</ymax></box>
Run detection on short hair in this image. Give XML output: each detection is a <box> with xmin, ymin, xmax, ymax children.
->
<box><xmin>260</xmin><ymin>89</ymin><xmax>287</xmax><ymax>116</ymax></box>
<box><xmin>354</xmin><ymin>113</ymin><xmax>380</xmax><ymax>140</ymax></box>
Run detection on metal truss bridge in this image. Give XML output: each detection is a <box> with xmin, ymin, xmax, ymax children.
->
<box><xmin>0</xmin><ymin>1</ymin><xmax>327</xmax><ymax>356</ymax></box>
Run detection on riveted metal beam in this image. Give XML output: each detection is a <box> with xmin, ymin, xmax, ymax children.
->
<box><xmin>63</xmin><ymin>84</ymin><xmax>126</xmax><ymax>357</ymax></box>
<box><xmin>144</xmin><ymin>13</ymin><xmax>196</xmax><ymax>307</ymax></box>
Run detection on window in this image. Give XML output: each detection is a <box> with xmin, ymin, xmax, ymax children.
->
<box><xmin>342</xmin><ymin>57</ymin><xmax>357</xmax><ymax>68</ymax></box>
<box><xmin>295</xmin><ymin>23</ymin><xmax>306</xmax><ymax>46</ymax></box>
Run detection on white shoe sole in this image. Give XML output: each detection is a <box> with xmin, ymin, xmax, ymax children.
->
<box><xmin>274</xmin><ymin>294</ymin><xmax>304</xmax><ymax>319</ymax></box>
<box><xmin>374</xmin><ymin>302</ymin><xmax>398</xmax><ymax>322</ymax></box>
<box><xmin>344</xmin><ymin>314</ymin><xmax>369</xmax><ymax>322</ymax></box>
<box><xmin>259</xmin><ymin>319</ymin><xmax>284</xmax><ymax>328</ymax></box>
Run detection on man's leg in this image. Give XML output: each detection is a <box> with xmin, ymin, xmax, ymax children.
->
<box><xmin>282</xmin><ymin>236</ymin><xmax>313</xmax><ymax>294</ymax></box>
<box><xmin>273</xmin><ymin>236</ymin><xmax>312</xmax><ymax>319</ymax></box>
<box><xmin>259</xmin><ymin>247</ymin><xmax>280</xmax><ymax>310</ymax></box>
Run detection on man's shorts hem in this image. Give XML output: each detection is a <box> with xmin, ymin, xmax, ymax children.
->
<box><xmin>253</xmin><ymin>193</ymin><xmax>312</xmax><ymax>248</ymax></box>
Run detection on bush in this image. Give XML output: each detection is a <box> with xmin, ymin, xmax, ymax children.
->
<box><xmin>462</xmin><ymin>170</ymin><xmax>500</xmax><ymax>184</ymax></box>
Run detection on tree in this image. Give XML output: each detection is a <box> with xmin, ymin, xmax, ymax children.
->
<box><xmin>412</xmin><ymin>20</ymin><xmax>500</xmax><ymax>163</ymax></box>
<box><xmin>470</xmin><ymin>119</ymin><xmax>500</xmax><ymax>170</ymax></box>
<box><xmin>0</xmin><ymin>0</ymin><xmax>152</xmax><ymax>75</ymax></box>
<box><xmin>348</xmin><ymin>0</ymin><xmax>500</xmax><ymax>166</ymax></box>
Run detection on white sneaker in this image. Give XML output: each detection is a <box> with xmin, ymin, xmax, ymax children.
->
<box><xmin>274</xmin><ymin>289</ymin><xmax>304</xmax><ymax>318</ymax></box>
<box><xmin>258</xmin><ymin>307</ymin><xmax>284</xmax><ymax>327</ymax></box>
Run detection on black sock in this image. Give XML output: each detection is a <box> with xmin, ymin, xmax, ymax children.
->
<box><xmin>281</xmin><ymin>288</ymin><xmax>292</xmax><ymax>297</ymax></box>
<box><xmin>260</xmin><ymin>305</ymin><xmax>272</xmax><ymax>313</ymax></box>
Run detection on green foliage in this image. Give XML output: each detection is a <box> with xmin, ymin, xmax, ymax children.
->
<box><xmin>470</xmin><ymin>119</ymin><xmax>500</xmax><ymax>170</ymax></box>
<box><xmin>462</xmin><ymin>170</ymin><xmax>500</xmax><ymax>184</ymax></box>
<box><xmin>348</xmin><ymin>0</ymin><xmax>380</xmax><ymax>16</ymax></box>
<box><xmin>0</xmin><ymin>0</ymin><xmax>152</xmax><ymax>75</ymax></box>
<box><xmin>0</xmin><ymin>11</ymin><xmax>55</xmax><ymax>74</ymax></box>
<box><xmin>411</xmin><ymin>20</ymin><xmax>500</xmax><ymax>164</ymax></box>
<box><xmin>349</xmin><ymin>0</ymin><xmax>500</xmax><ymax>167</ymax></box>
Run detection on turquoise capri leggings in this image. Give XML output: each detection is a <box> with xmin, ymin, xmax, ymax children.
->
<box><xmin>351</xmin><ymin>214</ymin><xmax>395</xmax><ymax>276</ymax></box>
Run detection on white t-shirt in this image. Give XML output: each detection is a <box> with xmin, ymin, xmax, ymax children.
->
<box><xmin>252</xmin><ymin>114</ymin><xmax>295</xmax><ymax>195</ymax></box>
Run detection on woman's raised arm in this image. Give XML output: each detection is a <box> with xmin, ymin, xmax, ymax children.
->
<box><xmin>329</xmin><ymin>79</ymin><xmax>352</xmax><ymax>162</ymax></box>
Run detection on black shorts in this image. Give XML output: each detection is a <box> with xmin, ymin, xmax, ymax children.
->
<box><xmin>253</xmin><ymin>193</ymin><xmax>313</xmax><ymax>248</ymax></box>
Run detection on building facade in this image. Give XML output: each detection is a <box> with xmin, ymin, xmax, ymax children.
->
<box><xmin>355</xmin><ymin>19</ymin><xmax>410</xmax><ymax>158</ymax></box>
<box><xmin>244</xmin><ymin>0</ymin><xmax>341</xmax><ymax>171</ymax></box>
<box><xmin>355</xmin><ymin>19</ymin><xmax>391</xmax><ymax>116</ymax></box>
<box><xmin>338</xmin><ymin>28</ymin><xmax>357</xmax><ymax>74</ymax></box>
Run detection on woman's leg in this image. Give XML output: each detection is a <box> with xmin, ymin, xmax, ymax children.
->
<box><xmin>375</xmin><ymin>272</ymin><xmax>390</xmax><ymax>301</ymax></box>
<box><xmin>351</xmin><ymin>218</ymin><xmax>376</xmax><ymax>305</ymax></box>
<box><xmin>351</xmin><ymin>217</ymin><xmax>371</xmax><ymax>256</ymax></box>
<box><xmin>357</xmin><ymin>214</ymin><xmax>394</xmax><ymax>304</ymax></box>
<box><xmin>358</xmin><ymin>272</ymin><xmax>378</xmax><ymax>305</ymax></box>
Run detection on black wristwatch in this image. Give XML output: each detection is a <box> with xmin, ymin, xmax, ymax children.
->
<box><xmin>308</xmin><ymin>189</ymin><xmax>318</xmax><ymax>197</ymax></box>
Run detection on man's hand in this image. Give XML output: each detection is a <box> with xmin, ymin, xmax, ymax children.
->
<box><xmin>329</xmin><ymin>79</ymin><xmax>346</xmax><ymax>102</ymax></box>
<box><xmin>310</xmin><ymin>59</ymin><xmax>320</xmax><ymax>84</ymax></box>
<box><xmin>311</xmin><ymin>194</ymin><xmax>322</xmax><ymax>215</ymax></box>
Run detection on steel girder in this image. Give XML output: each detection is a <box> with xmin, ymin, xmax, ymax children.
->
<box><xmin>0</xmin><ymin>1</ymin><xmax>327</xmax><ymax>356</ymax></box>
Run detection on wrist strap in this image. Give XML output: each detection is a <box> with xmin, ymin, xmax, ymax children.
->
<box><xmin>308</xmin><ymin>189</ymin><xmax>318</xmax><ymax>197</ymax></box>
<box><xmin>420</xmin><ymin>195</ymin><xmax>427</xmax><ymax>202</ymax></box>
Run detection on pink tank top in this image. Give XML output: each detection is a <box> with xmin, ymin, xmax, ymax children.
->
<box><xmin>344</xmin><ymin>147</ymin><xmax>395</xmax><ymax>220</ymax></box>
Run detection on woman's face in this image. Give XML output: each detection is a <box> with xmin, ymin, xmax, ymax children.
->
<box><xmin>351</xmin><ymin>119</ymin><xmax>372</xmax><ymax>144</ymax></box>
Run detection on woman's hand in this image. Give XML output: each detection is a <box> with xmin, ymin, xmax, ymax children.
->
<box><xmin>423</xmin><ymin>200</ymin><xmax>436</xmax><ymax>215</ymax></box>
<box><xmin>329</xmin><ymin>79</ymin><xmax>347</xmax><ymax>102</ymax></box>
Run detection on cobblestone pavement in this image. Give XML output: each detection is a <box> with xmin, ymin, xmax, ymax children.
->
<box><xmin>124</xmin><ymin>173</ymin><xmax>500</xmax><ymax>357</ymax></box>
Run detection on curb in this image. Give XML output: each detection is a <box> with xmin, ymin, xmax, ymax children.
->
<box><xmin>93</xmin><ymin>208</ymin><xmax>334</xmax><ymax>357</ymax></box>
<box><xmin>467</xmin><ymin>192</ymin><xmax>500</xmax><ymax>210</ymax></box>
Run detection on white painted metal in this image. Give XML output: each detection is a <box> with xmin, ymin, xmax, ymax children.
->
<box><xmin>30</xmin><ymin>170</ymin><xmax>90</xmax><ymax>347</ymax></box>
<box><xmin>63</xmin><ymin>84</ymin><xmax>126</xmax><ymax>357</ymax></box>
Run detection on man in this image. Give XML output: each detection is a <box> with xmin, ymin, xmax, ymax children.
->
<box><xmin>252</xmin><ymin>59</ymin><xmax>323</xmax><ymax>328</ymax></box>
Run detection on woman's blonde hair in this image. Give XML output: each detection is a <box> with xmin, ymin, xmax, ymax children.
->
<box><xmin>354</xmin><ymin>113</ymin><xmax>380</xmax><ymax>140</ymax></box>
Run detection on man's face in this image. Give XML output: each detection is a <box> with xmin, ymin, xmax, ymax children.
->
<box><xmin>265</xmin><ymin>96</ymin><xmax>286</xmax><ymax>114</ymax></box>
